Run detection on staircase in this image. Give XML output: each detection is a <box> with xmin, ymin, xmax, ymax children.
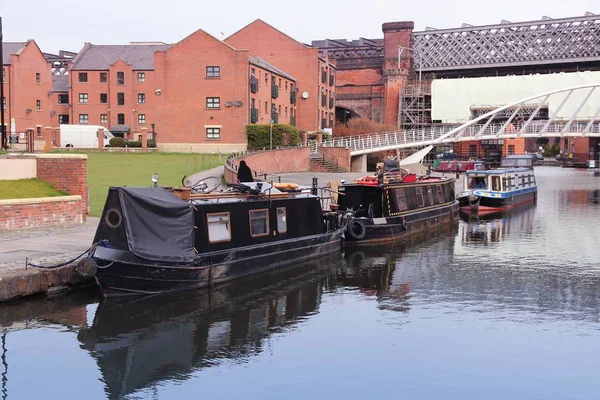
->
<box><xmin>310</xmin><ymin>152</ymin><xmax>347</xmax><ymax>173</ymax></box>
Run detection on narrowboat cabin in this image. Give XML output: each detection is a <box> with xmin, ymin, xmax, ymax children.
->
<box><xmin>457</xmin><ymin>154</ymin><xmax>537</xmax><ymax>214</ymax></box>
<box><xmin>336</xmin><ymin>160</ymin><xmax>459</xmax><ymax>245</ymax></box>
<box><xmin>84</xmin><ymin>180</ymin><xmax>343</xmax><ymax>296</ymax></box>
<box><xmin>435</xmin><ymin>160</ymin><xmax>485</xmax><ymax>174</ymax></box>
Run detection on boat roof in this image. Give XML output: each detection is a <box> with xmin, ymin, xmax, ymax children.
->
<box><xmin>464</xmin><ymin>167</ymin><xmax>533</xmax><ymax>175</ymax></box>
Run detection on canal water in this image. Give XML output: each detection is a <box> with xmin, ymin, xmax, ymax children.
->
<box><xmin>2</xmin><ymin>166</ymin><xmax>600</xmax><ymax>399</ymax></box>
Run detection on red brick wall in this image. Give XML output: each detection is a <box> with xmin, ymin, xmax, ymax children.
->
<box><xmin>320</xmin><ymin>147</ymin><xmax>351</xmax><ymax>171</ymax></box>
<box><xmin>337</xmin><ymin>69</ymin><xmax>382</xmax><ymax>86</ymax></box>
<box><xmin>0</xmin><ymin>198</ymin><xmax>83</xmax><ymax>230</ymax></box>
<box><xmin>224</xmin><ymin>147</ymin><xmax>310</xmax><ymax>182</ymax></box>
<box><xmin>154</xmin><ymin>31</ymin><xmax>250</xmax><ymax>146</ymax></box>
<box><xmin>36</xmin><ymin>155</ymin><xmax>88</xmax><ymax>218</ymax></box>
<box><xmin>226</xmin><ymin>20</ymin><xmax>326</xmax><ymax>132</ymax></box>
<box><xmin>5</xmin><ymin>40</ymin><xmax>53</xmax><ymax>138</ymax></box>
<box><xmin>70</xmin><ymin>62</ymin><xmax>157</xmax><ymax>137</ymax></box>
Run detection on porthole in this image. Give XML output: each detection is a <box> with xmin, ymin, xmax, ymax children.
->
<box><xmin>105</xmin><ymin>208</ymin><xmax>123</xmax><ymax>229</ymax></box>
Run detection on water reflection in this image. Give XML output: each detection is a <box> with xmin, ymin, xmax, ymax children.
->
<box><xmin>458</xmin><ymin>203</ymin><xmax>536</xmax><ymax>244</ymax></box>
<box><xmin>77</xmin><ymin>257</ymin><xmax>338</xmax><ymax>400</ymax></box>
<box><xmin>338</xmin><ymin>227</ymin><xmax>457</xmax><ymax>313</ymax></box>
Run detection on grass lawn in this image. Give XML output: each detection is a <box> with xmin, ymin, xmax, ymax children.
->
<box><xmin>84</xmin><ymin>152</ymin><xmax>224</xmax><ymax>216</ymax></box>
<box><xmin>0</xmin><ymin>178</ymin><xmax>68</xmax><ymax>199</ymax></box>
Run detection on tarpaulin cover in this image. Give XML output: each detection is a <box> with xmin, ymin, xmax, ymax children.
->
<box><xmin>117</xmin><ymin>187</ymin><xmax>195</xmax><ymax>262</ymax></box>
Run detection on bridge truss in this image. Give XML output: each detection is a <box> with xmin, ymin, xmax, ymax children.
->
<box><xmin>318</xmin><ymin>83</ymin><xmax>600</xmax><ymax>155</ymax></box>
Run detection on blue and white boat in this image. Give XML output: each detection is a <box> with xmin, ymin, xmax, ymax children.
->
<box><xmin>457</xmin><ymin>155</ymin><xmax>537</xmax><ymax>214</ymax></box>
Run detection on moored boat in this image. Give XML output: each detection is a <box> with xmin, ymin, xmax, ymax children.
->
<box><xmin>82</xmin><ymin>178</ymin><xmax>344</xmax><ymax>296</ymax></box>
<box><xmin>457</xmin><ymin>154</ymin><xmax>537</xmax><ymax>214</ymax></box>
<box><xmin>335</xmin><ymin>160</ymin><xmax>459</xmax><ymax>245</ymax></box>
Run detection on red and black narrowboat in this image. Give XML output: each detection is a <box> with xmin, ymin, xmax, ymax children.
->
<box><xmin>336</xmin><ymin>160</ymin><xmax>459</xmax><ymax>245</ymax></box>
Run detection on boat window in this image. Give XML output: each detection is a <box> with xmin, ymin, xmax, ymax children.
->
<box><xmin>276</xmin><ymin>207</ymin><xmax>287</xmax><ymax>233</ymax></box>
<box><xmin>521</xmin><ymin>176</ymin><xmax>526</xmax><ymax>186</ymax></box>
<box><xmin>416</xmin><ymin>187</ymin><xmax>425</xmax><ymax>207</ymax></box>
<box><xmin>395</xmin><ymin>188</ymin><xmax>407</xmax><ymax>211</ymax></box>
<box><xmin>436</xmin><ymin>186</ymin><xmax>444</xmax><ymax>203</ymax></box>
<box><xmin>502</xmin><ymin>177</ymin><xmax>510</xmax><ymax>190</ymax></box>
<box><xmin>492</xmin><ymin>176</ymin><xmax>501</xmax><ymax>191</ymax></box>
<box><xmin>470</xmin><ymin>177</ymin><xmax>487</xmax><ymax>189</ymax></box>
<box><xmin>427</xmin><ymin>186</ymin><xmax>434</xmax><ymax>205</ymax></box>
<box><xmin>207</xmin><ymin>212</ymin><xmax>231</xmax><ymax>243</ymax></box>
<box><xmin>250</xmin><ymin>209</ymin><xmax>269</xmax><ymax>237</ymax></box>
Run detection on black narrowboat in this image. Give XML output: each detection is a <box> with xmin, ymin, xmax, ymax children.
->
<box><xmin>336</xmin><ymin>161</ymin><xmax>459</xmax><ymax>245</ymax></box>
<box><xmin>84</xmin><ymin>181</ymin><xmax>343</xmax><ymax>296</ymax></box>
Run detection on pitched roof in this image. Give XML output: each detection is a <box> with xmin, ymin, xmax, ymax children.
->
<box><xmin>249</xmin><ymin>56</ymin><xmax>296</xmax><ymax>81</ymax></box>
<box><xmin>71</xmin><ymin>43</ymin><xmax>173</xmax><ymax>71</ymax></box>
<box><xmin>3</xmin><ymin>42</ymin><xmax>27</xmax><ymax>65</ymax></box>
<box><xmin>227</xmin><ymin>19</ymin><xmax>312</xmax><ymax>50</ymax></box>
<box><xmin>51</xmin><ymin>75</ymin><xmax>69</xmax><ymax>92</ymax></box>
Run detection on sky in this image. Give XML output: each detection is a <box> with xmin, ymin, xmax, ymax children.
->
<box><xmin>1</xmin><ymin>0</ymin><xmax>597</xmax><ymax>54</ymax></box>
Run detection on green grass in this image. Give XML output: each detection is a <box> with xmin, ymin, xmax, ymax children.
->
<box><xmin>84</xmin><ymin>152</ymin><xmax>224</xmax><ymax>216</ymax></box>
<box><xmin>0</xmin><ymin>178</ymin><xmax>68</xmax><ymax>199</ymax></box>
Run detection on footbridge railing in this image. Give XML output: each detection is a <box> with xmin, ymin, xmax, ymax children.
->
<box><xmin>318</xmin><ymin>83</ymin><xmax>600</xmax><ymax>156</ymax></box>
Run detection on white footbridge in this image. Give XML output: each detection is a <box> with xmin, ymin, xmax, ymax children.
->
<box><xmin>317</xmin><ymin>83</ymin><xmax>600</xmax><ymax>157</ymax></box>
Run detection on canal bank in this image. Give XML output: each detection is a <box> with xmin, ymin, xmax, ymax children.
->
<box><xmin>0</xmin><ymin>169</ymin><xmax>465</xmax><ymax>303</ymax></box>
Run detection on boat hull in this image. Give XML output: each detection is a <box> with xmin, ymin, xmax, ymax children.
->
<box><xmin>343</xmin><ymin>201</ymin><xmax>459</xmax><ymax>246</ymax></box>
<box><xmin>92</xmin><ymin>230</ymin><xmax>342</xmax><ymax>296</ymax></box>
<box><xmin>458</xmin><ymin>189</ymin><xmax>537</xmax><ymax>214</ymax></box>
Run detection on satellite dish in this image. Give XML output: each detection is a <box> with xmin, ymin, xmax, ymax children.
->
<box><xmin>301</xmin><ymin>91</ymin><xmax>309</xmax><ymax>99</ymax></box>
<box><xmin>225</xmin><ymin>101</ymin><xmax>233</xmax><ymax>107</ymax></box>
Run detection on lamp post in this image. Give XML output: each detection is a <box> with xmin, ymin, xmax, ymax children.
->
<box><xmin>269</xmin><ymin>120</ymin><xmax>273</xmax><ymax>150</ymax></box>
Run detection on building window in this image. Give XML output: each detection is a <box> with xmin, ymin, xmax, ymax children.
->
<box><xmin>35</xmin><ymin>73</ymin><xmax>40</xmax><ymax>84</ymax></box>
<box><xmin>138</xmin><ymin>93</ymin><xmax>146</xmax><ymax>104</ymax></box>
<box><xmin>138</xmin><ymin>114</ymin><xmax>146</xmax><ymax>124</ymax></box>
<box><xmin>58</xmin><ymin>94</ymin><xmax>69</xmax><ymax>104</ymax></box>
<box><xmin>249</xmin><ymin>209</ymin><xmax>269</xmax><ymax>237</ymax></box>
<box><xmin>264</xmin><ymin>73</ymin><xmax>268</xmax><ymax>85</ymax></box>
<box><xmin>78</xmin><ymin>72</ymin><xmax>88</xmax><ymax>83</ymax></box>
<box><xmin>79</xmin><ymin>93</ymin><xmax>88</xmax><ymax>103</ymax></box>
<box><xmin>285</xmin><ymin>107</ymin><xmax>288</xmax><ymax>117</ymax></box>
<box><xmin>415</xmin><ymin>187</ymin><xmax>425</xmax><ymax>207</ymax></box>
<box><xmin>137</xmin><ymin>72</ymin><xmax>145</xmax><ymax>83</ymax></box>
<box><xmin>508</xmin><ymin>145</ymin><xmax>515</xmax><ymax>155</ymax></box>
<box><xmin>79</xmin><ymin>114</ymin><xmax>89</xmax><ymax>124</ymax></box>
<box><xmin>264</xmin><ymin>101</ymin><xmax>268</xmax><ymax>114</ymax></box>
<box><xmin>58</xmin><ymin>114</ymin><xmax>69</xmax><ymax>124</ymax></box>
<box><xmin>117</xmin><ymin>114</ymin><xmax>125</xmax><ymax>125</ymax></box>
<box><xmin>285</xmin><ymin>81</ymin><xmax>288</xmax><ymax>91</ymax></box>
<box><xmin>100</xmin><ymin>114</ymin><xmax>108</xmax><ymax>124</ymax></box>
<box><xmin>206</xmin><ymin>97</ymin><xmax>220</xmax><ymax>108</ymax></box>
<box><xmin>206</xmin><ymin>66</ymin><xmax>220</xmax><ymax>77</ymax></box>
<box><xmin>99</xmin><ymin>72</ymin><xmax>107</xmax><ymax>83</ymax></box>
<box><xmin>276</xmin><ymin>207</ymin><xmax>287</xmax><ymax>233</ymax></box>
<box><xmin>36</xmin><ymin>100</ymin><xmax>41</xmax><ymax>110</ymax></box>
<box><xmin>206</xmin><ymin>127</ymin><xmax>220</xmax><ymax>139</ymax></box>
<box><xmin>117</xmin><ymin>93</ymin><xmax>125</xmax><ymax>106</ymax></box>
<box><xmin>117</xmin><ymin>72</ymin><xmax>124</xmax><ymax>85</ymax></box>
<box><xmin>469</xmin><ymin>145</ymin><xmax>477</xmax><ymax>157</ymax></box>
<box><xmin>207</xmin><ymin>212</ymin><xmax>231</xmax><ymax>243</ymax></box>
<box><xmin>100</xmin><ymin>93</ymin><xmax>108</xmax><ymax>104</ymax></box>
<box><xmin>36</xmin><ymin>126</ymin><xmax>42</xmax><ymax>137</ymax></box>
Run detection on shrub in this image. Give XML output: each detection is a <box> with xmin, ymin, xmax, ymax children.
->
<box><xmin>333</xmin><ymin>117</ymin><xmax>396</xmax><ymax>137</ymax></box>
<box><xmin>109</xmin><ymin>137</ymin><xmax>126</xmax><ymax>147</ymax></box>
<box><xmin>125</xmin><ymin>140</ymin><xmax>142</xmax><ymax>148</ymax></box>
<box><xmin>246</xmin><ymin>124</ymin><xmax>300</xmax><ymax>150</ymax></box>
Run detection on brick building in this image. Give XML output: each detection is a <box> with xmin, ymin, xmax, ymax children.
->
<box><xmin>153</xmin><ymin>29</ymin><xmax>297</xmax><ymax>152</ymax></box>
<box><xmin>68</xmin><ymin>42</ymin><xmax>172</xmax><ymax>139</ymax></box>
<box><xmin>226</xmin><ymin>19</ymin><xmax>336</xmax><ymax>133</ymax></box>
<box><xmin>2</xmin><ymin>40</ymin><xmax>54</xmax><ymax>144</ymax></box>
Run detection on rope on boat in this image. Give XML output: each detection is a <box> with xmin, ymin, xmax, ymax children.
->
<box><xmin>26</xmin><ymin>247</ymin><xmax>92</xmax><ymax>269</ymax></box>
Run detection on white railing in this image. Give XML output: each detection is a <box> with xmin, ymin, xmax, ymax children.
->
<box><xmin>318</xmin><ymin>83</ymin><xmax>600</xmax><ymax>155</ymax></box>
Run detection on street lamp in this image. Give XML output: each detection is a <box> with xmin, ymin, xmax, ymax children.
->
<box><xmin>398</xmin><ymin>46</ymin><xmax>423</xmax><ymax>83</ymax></box>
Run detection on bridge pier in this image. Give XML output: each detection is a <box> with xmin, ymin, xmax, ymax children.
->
<box><xmin>351</xmin><ymin>154</ymin><xmax>368</xmax><ymax>172</ymax></box>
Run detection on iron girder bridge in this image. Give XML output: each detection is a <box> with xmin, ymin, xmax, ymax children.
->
<box><xmin>317</xmin><ymin>83</ymin><xmax>600</xmax><ymax>156</ymax></box>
